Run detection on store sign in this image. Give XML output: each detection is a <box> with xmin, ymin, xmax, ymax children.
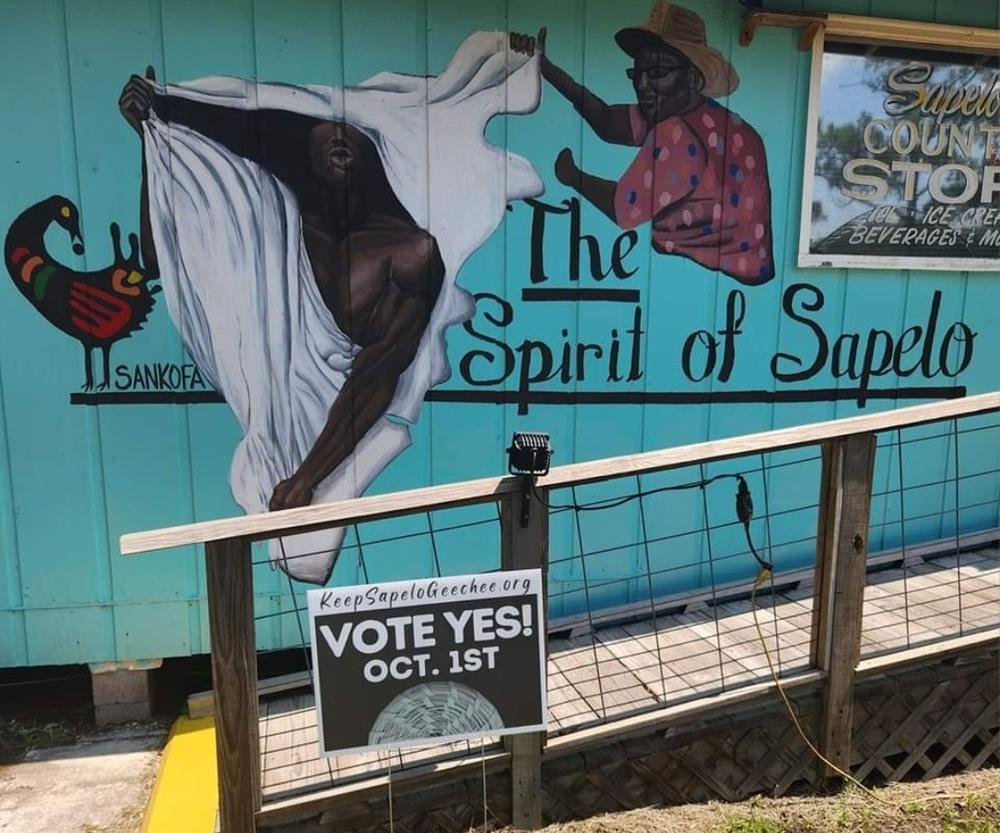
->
<box><xmin>799</xmin><ymin>40</ymin><xmax>1000</xmax><ymax>271</ymax></box>
<box><xmin>308</xmin><ymin>570</ymin><xmax>546</xmax><ymax>755</ymax></box>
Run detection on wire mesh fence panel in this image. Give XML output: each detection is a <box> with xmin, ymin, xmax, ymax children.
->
<box><xmin>860</xmin><ymin>421</ymin><xmax>1000</xmax><ymax>659</ymax></box>
<box><xmin>240</xmin><ymin>409</ymin><xmax>1000</xmax><ymax>803</ymax></box>
<box><xmin>248</xmin><ymin>448</ymin><xmax>829</xmax><ymax>796</ymax></box>
<box><xmin>538</xmin><ymin>450</ymin><xmax>823</xmax><ymax>736</ymax></box>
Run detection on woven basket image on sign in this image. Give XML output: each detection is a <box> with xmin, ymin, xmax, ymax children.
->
<box><xmin>367</xmin><ymin>682</ymin><xmax>505</xmax><ymax>746</ymax></box>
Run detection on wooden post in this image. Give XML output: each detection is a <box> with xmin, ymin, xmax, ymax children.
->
<box><xmin>810</xmin><ymin>433</ymin><xmax>876</xmax><ymax>778</ymax></box>
<box><xmin>206</xmin><ymin>536</ymin><xmax>260</xmax><ymax>833</ymax></box>
<box><xmin>500</xmin><ymin>484</ymin><xmax>549</xmax><ymax>830</ymax></box>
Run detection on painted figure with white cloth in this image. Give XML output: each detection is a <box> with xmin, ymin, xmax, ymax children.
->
<box><xmin>120</xmin><ymin>72</ymin><xmax>446</xmax><ymax>513</ymax></box>
<box><xmin>117</xmin><ymin>33</ymin><xmax>544</xmax><ymax>583</ymax></box>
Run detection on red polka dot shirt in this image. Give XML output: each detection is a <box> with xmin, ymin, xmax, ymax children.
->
<box><xmin>614</xmin><ymin>99</ymin><xmax>774</xmax><ymax>285</ymax></box>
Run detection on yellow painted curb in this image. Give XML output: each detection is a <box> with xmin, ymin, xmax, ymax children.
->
<box><xmin>141</xmin><ymin>715</ymin><xmax>218</xmax><ymax>833</ymax></box>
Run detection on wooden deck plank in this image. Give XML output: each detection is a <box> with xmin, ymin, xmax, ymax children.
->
<box><xmin>595</xmin><ymin>622</ymin><xmax>692</xmax><ymax>701</ymax></box>
<box><xmin>260</xmin><ymin>693</ymin><xmax>326</xmax><ymax>795</ymax></box>
<box><xmin>548</xmin><ymin>634</ymin><xmax>654</xmax><ymax>699</ymax></box>
<box><xmin>546</xmin><ymin>667</ymin><xmax>602</xmax><ymax>731</ymax></box>
<box><xmin>595</xmin><ymin>626</ymin><xmax>666</xmax><ymax>688</ymax></box>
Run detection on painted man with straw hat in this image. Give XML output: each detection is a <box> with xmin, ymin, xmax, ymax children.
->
<box><xmin>511</xmin><ymin>2</ymin><xmax>774</xmax><ymax>284</ymax></box>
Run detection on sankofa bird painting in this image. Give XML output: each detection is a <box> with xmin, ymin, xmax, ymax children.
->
<box><xmin>4</xmin><ymin>196</ymin><xmax>160</xmax><ymax>389</ymax></box>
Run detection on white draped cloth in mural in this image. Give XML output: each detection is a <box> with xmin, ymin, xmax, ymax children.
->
<box><xmin>143</xmin><ymin>33</ymin><xmax>543</xmax><ymax>583</ymax></box>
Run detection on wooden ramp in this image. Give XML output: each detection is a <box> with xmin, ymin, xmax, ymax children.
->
<box><xmin>258</xmin><ymin>541</ymin><xmax>1000</xmax><ymax>803</ymax></box>
<box><xmin>120</xmin><ymin>395</ymin><xmax>1000</xmax><ymax>832</ymax></box>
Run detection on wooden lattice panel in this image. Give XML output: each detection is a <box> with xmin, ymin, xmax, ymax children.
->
<box><xmin>538</xmin><ymin>696</ymin><xmax>825</xmax><ymax>824</ymax></box>
<box><xmin>849</xmin><ymin>652</ymin><xmax>999</xmax><ymax>783</ymax></box>
<box><xmin>262</xmin><ymin>650</ymin><xmax>998</xmax><ymax>832</ymax></box>
<box><xmin>310</xmin><ymin>774</ymin><xmax>512</xmax><ymax>833</ymax></box>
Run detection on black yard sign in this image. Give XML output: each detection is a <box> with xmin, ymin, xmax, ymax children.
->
<box><xmin>308</xmin><ymin>570</ymin><xmax>547</xmax><ymax>755</ymax></box>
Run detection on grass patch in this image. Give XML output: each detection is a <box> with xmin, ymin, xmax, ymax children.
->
<box><xmin>0</xmin><ymin>716</ymin><xmax>83</xmax><ymax>763</ymax></box>
<box><xmin>502</xmin><ymin>769</ymin><xmax>1000</xmax><ymax>833</ymax></box>
<box><xmin>717</xmin><ymin>813</ymin><xmax>782</xmax><ymax>833</ymax></box>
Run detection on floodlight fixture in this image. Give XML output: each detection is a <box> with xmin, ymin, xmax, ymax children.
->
<box><xmin>506</xmin><ymin>432</ymin><xmax>553</xmax><ymax>477</ymax></box>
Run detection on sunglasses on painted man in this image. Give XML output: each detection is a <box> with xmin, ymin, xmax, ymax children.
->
<box><xmin>626</xmin><ymin>65</ymin><xmax>687</xmax><ymax>80</ymax></box>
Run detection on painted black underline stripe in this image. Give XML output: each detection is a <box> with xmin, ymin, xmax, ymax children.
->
<box><xmin>521</xmin><ymin>288</ymin><xmax>640</xmax><ymax>302</ymax></box>
<box><xmin>71</xmin><ymin>385</ymin><xmax>966</xmax><ymax>406</ymax></box>
<box><xmin>424</xmin><ymin>386</ymin><xmax>967</xmax><ymax>405</ymax></box>
<box><xmin>71</xmin><ymin>391</ymin><xmax>226</xmax><ymax>405</ymax></box>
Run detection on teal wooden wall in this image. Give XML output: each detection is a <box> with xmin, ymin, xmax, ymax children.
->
<box><xmin>1</xmin><ymin>0</ymin><xmax>997</xmax><ymax>667</ymax></box>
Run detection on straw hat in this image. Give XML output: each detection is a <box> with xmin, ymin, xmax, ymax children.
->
<box><xmin>615</xmin><ymin>1</ymin><xmax>739</xmax><ymax>97</ymax></box>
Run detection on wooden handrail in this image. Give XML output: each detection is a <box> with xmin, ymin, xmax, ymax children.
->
<box><xmin>538</xmin><ymin>392</ymin><xmax>997</xmax><ymax>490</ymax></box>
<box><xmin>121</xmin><ymin>391</ymin><xmax>999</xmax><ymax>555</ymax></box>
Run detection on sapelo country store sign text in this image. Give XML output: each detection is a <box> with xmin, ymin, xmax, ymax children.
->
<box><xmin>843</xmin><ymin>65</ymin><xmax>1000</xmax><ymax>214</ymax></box>
<box><xmin>308</xmin><ymin>571</ymin><xmax>546</xmax><ymax>755</ymax></box>
<box><xmin>803</xmin><ymin>45</ymin><xmax>1000</xmax><ymax>268</ymax></box>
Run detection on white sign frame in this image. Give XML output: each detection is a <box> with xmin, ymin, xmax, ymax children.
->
<box><xmin>307</xmin><ymin>569</ymin><xmax>548</xmax><ymax>757</ymax></box>
<box><xmin>797</xmin><ymin>29</ymin><xmax>998</xmax><ymax>273</ymax></box>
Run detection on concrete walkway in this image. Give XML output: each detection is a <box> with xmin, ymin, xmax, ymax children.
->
<box><xmin>0</xmin><ymin>725</ymin><xmax>165</xmax><ymax>833</ymax></box>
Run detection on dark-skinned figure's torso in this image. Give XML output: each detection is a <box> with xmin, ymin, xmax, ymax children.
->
<box><xmin>300</xmin><ymin>212</ymin><xmax>441</xmax><ymax>350</ymax></box>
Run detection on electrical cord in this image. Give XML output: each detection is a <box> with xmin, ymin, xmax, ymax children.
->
<box><xmin>750</xmin><ymin>567</ymin><xmax>972</xmax><ymax>811</ymax></box>
<box><xmin>530</xmin><ymin>473</ymin><xmax>773</xmax><ymax>572</ymax></box>
<box><xmin>748</xmin><ymin>568</ymin><xmax>895</xmax><ymax>807</ymax></box>
<box><xmin>531</xmin><ymin>471</ymin><xmax>739</xmax><ymax>512</ymax></box>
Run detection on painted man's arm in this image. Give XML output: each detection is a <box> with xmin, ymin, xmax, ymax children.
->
<box><xmin>509</xmin><ymin>30</ymin><xmax>634</xmax><ymax>146</ymax></box>
<box><xmin>269</xmin><ymin>299</ymin><xmax>427</xmax><ymax>510</ymax></box>
<box><xmin>554</xmin><ymin>149</ymin><xmax>618</xmax><ymax>222</ymax></box>
<box><xmin>151</xmin><ymin>95</ymin><xmax>319</xmax><ymax>188</ymax></box>
<box><xmin>541</xmin><ymin>56</ymin><xmax>634</xmax><ymax>146</ymax></box>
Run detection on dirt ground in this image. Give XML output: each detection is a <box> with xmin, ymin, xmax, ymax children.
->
<box><xmin>505</xmin><ymin>768</ymin><xmax>1000</xmax><ymax>833</ymax></box>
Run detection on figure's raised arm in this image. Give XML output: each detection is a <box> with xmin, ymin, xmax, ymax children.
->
<box><xmin>510</xmin><ymin>28</ymin><xmax>634</xmax><ymax>146</ymax></box>
<box><xmin>118</xmin><ymin>68</ymin><xmax>160</xmax><ymax>277</ymax></box>
<box><xmin>119</xmin><ymin>71</ymin><xmax>319</xmax><ymax>189</ymax></box>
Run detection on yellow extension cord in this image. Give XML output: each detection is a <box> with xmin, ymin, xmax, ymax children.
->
<box><xmin>749</xmin><ymin>568</ymin><xmax>902</xmax><ymax>810</ymax></box>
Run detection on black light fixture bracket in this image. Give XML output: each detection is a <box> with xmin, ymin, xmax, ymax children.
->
<box><xmin>506</xmin><ymin>432</ymin><xmax>553</xmax><ymax>528</ymax></box>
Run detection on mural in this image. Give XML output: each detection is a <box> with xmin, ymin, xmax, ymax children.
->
<box><xmin>105</xmin><ymin>4</ymin><xmax>776</xmax><ymax>584</ymax></box>
<box><xmin>118</xmin><ymin>31</ymin><xmax>543</xmax><ymax>582</ymax></box>
<box><xmin>525</xmin><ymin>2</ymin><xmax>774</xmax><ymax>283</ymax></box>
<box><xmin>119</xmin><ymin>68</ymin><xmax>449</xmax><ymax>516</ymax></box>
<box><xmin>0</xmin><ymin>0</ymin><xmax>992</xmax><ymax>636</ymax></box>
<box><xmin>107</xmin><ymin>3</ymin><xmax>777</xmax><ymax>583</ymax></box>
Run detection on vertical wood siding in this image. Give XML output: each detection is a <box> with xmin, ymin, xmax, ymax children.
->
<box><xmin>0</xmin><ymin>0</ymin><xmax>996</xmax><ymax>666</ymax></box>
